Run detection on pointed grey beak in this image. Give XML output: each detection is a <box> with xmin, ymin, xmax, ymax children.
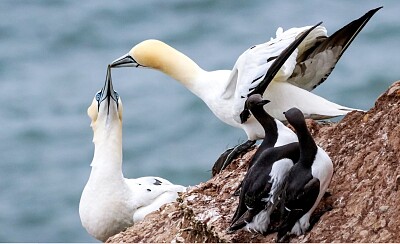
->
<box><xmin>100</xmin><ymin>66</ymin><xmax>118</xmax><ymax>113</ymax></box>
<box><xmin>259</xmin><ymin>99</ymin><xmax>270</xmax><ymax>106</ymax></box>
<box><xmin>110</xmin><ymin>53</ymin><xmax>140</xmax><ymax>68</ymax></box>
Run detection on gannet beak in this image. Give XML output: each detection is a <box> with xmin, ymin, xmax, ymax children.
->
<box><xmin>110</xmin><ymin>53</ymin><xmax>139</xmax><ymax>68</ymax></box>
<box><xmin>100</xmin><ymin>66</ymin><xmax>118</xmax><ymax>113</ymax></box>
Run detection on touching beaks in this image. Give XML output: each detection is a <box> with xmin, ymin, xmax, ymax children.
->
<box><xmin>100</xmin><ymin>66</ymin><xmax>118</xmax><ymax>112</ymax></box>
<box><xmin>110</xmin><ymin>53</ymin><xmax>137</xmax><ymax>68</ymax></box>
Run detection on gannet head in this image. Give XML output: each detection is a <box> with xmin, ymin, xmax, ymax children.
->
<box><xmin>88</xmin><ymin>66</ymin><xmax>123</xmax><ymax>131</ymax></box>
<box><xmin>110</xmin><ymin>39</ymin><xmax>171</xmax><ymax>70</ymax></box>
<box><xmin>110</xmin><ymin>39</ymin><xmax>202</xmax><ymax>88</ymax></box>
<box><xmin>245</xmin><ymin>94</ymin><xmax>271</xmax><ymax>111</ymax></box>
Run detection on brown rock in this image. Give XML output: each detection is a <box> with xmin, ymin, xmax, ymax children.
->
<box><xmin>107</xmin><ymin>81</ymin><xmax>400</xmax><ymax>243</ymax></box>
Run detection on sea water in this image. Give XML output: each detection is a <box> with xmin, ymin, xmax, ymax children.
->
<box><xmin>0</xmin><ymin>0</ymin><xmax>398</xmax><ymax>242</ymax></box>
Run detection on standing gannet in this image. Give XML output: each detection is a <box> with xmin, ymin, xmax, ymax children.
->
<box><xmin>276</xmin><ymin>108</ymin><xmax>333</xmax><ymax>242</ymax></box>
<box><xmin>110</xmin><ymin>8</ymin><xmax>381</xmax><ymax>174</ymax></box>
<box><xmin>79</xmin><ymin>66</ymin><xmax>186</xmax><ymax>242</ymax></box>
<box><xmin>229</xmin><ymin>94</ymin><xmax>299</xmax><ymax>234</ymax></box>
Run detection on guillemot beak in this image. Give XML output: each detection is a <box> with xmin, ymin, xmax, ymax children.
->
<box><xmin>110</xmin><ymin>53</ymin><xmax>140</xmax><ymax>68</ymax></box>
<box><xmin>259</xmin><ymin>99</ymin><xmax>271</xmax><ymax>106</ymax></box>
<box><xmin>100</xmin><ymin>66</ymin><xmax>118</xmax><ymax>113</ymax></box>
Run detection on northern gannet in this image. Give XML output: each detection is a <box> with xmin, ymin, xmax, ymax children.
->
<box><xmin>276</xmin><ymin>108</ymin><xmax>333</xmax><ymax>242</ymax></box>
<box><xmin>79</xmin><ymin>66</ymin><xmax>186</xmax><ymax>242</ymax></box>
<box><xmin>229</xmin><ymin>94</ymin><xmax>299</xmax><ymax>234</ymax></box>
<box><xmin>110</xmin><ymin>8</ymin><xmax>381</xmax><ymax>173</ymax></box>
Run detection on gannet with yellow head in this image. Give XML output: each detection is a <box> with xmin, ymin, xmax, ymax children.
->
<box><xmin>79</xmin><ymin>66</ymin><xmax>186</xmax><ymax>242</ymax></box>
<box><xmin>111</xmin><ymin>8</ymin><xmax>381</xmax><ymax>173</ymax></box>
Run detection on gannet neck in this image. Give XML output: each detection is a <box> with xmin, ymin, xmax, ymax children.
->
<box><xmin>90</xmin><ymin>120</ymin><xmax>123</xmax><ymax>174</ymax></box>
<box><xmin>132</xmin><ymin>39</ymin><xmax>204</xmax><ymax>90</ymax></box>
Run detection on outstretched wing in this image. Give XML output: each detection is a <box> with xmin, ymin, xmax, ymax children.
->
<box><xmin>221</xmin><ymin>40</ymin><xmax>293</xmax><ymax>99</ymax></box>
<box><xmin>233</xmin><ymin>23</ymin><xmax>323</xmax><ymax>124</ymax></box>
<box><xmin>287</xmin><ymin>7</ymin><xmax>382</xmax><ymax>91</ymax></box>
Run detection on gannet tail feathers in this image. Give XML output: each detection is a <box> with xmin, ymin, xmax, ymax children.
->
<box><xmin>263</xmin><ymin>82</ymin><xmax>363</xmax><ymax>121</ymax></box>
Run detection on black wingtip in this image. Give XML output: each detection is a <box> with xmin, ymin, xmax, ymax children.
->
<box><xmin>363</xmin><ymin>6</ymin><xmax>383</xmax><ymax>20</ymax></box>
<box><xmin>249</xmin><ymin>21</ymin><xmax>322</xmax><ymax>97</ymax></box>
<box><xmin>335</xmin><ymin>6</ymin><xmax>382</xmax><ymax>56</ymax></box>
<box><xmin>372</xmin><ymin>6</ymin><xmax>383</xmax><ymax>12</ymax></box>
<box><xmin>302</xmin><ymin>7</ymin><xmax>382</xmax><ymax>91</ymax></box>
<box><xmin>239</xmin><ymin>22</ymin><xmax>322</xmax><ymax>124</ymax></box>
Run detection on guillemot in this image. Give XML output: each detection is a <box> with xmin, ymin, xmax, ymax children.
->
<box><xmin>229</xmin><ymin>143</ymin><xmax>299</xmax><ymax>234</ymax></box>
<box><xmin>79</xmin><ymin>66</ymin><xmax>186</xmax><ymax>242</ymax></box>
<box><xmin>242</xmin><ymin>94</ymin><xmax>298</xmax><ymax>167</ymax></box>
<box><xmin>276</xmin><ymin>108</ymin><xmax>333</xmax><ymax>242</ymax></box>
<box><xmin>110</xmin><ymin>8</ymin><xmax>381</xmax><ymax>174</ymax></box>
<box><xmin>229</xmin><ymin>94</ymin><xmax>299</xmax><ymax>234</ymax></box>
<box><xmin>225</xmin><ymin>93</ymin><xmax>299</xmax><ymax>192</ymax></box>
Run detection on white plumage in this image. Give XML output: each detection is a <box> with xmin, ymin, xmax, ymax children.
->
<box><xmin>110</xmin><ymin>8</ymin><xmax>380</xmax><ymax>172</ymax></box>
<box><xmin>79</xmin><ymin>68</ymin><xmax>186</xmax><ymax>241</ymax></box>
<box><xmin>110</xmin><ymin>23</ymin><xmax>360</xmax><ymax>141</ymax></box>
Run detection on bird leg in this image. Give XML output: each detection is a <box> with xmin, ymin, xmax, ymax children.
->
<box><xmin>212</xmin><ymin>140</ymin><xmax>256</xmax><ymax>176</ymax></box>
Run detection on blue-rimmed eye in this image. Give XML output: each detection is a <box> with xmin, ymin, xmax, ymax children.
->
<box><xmin>114</xmin><ymin>91</ymin><xmax>119</xmax><ymax>101</ymax></box>
<box><xmin>95</xmin><ymin>91</ymin><xmax>102</xmax><ymax>101</ymax></box>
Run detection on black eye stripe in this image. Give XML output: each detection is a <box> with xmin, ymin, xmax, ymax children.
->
<box><xmin>96</xmin><ymin>91</ymin><xmax>102</xmax><ymax>111</ymax></box>
<box><xmin>96</xmin><ymin>90</ymin><xmax>119</xmax><ymax>112</ymax></box>
<box><xmin>114</xmin><ymin>91</ymin><xmax>119</xmax><ymax>101</ymax></box>
<box><xmin>95</xmin><ymin>91</ymin><xmax>102</xmax><ymax>101</ymax></box>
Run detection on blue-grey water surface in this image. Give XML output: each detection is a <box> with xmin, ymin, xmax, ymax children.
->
<box><xmin>0</xmin><ymin>1</ymin><xmax>399</xmax><ymax>242</ymax></box>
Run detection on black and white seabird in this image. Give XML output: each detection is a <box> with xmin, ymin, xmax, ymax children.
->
<box><xmin>79</xmin><ymin>66</ymin><xmax>186</xmax><ymax>242</ymax></box>
<box><xmin>229</xmin><ymin>94</ymin><xmax>299</xmax><ymax>234</ymax></box>
<box><xmin>276</xmin><ymin>108</ymin><xmax>333</xmax><ymax>242</ymax></box>
<box><xmin>229</xmin><ymin>143</ymin><xmax>300</xmax><ymax>234</ymax></box>
<box><xmin>110</xmin><ymin>8</ymin><xmax>380</xmax><ymax>175</ymax></box>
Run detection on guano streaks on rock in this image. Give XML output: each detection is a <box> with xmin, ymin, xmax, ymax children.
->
<box><xmin>107</xmin><ymin>81</ymin><xmax>400</xmax><ymax>243</ymax></box>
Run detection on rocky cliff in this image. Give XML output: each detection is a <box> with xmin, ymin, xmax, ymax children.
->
<box><xmin>107</xmin><ymin>81</ymin><xmax>400</xmax><ymax>243</ymax></box>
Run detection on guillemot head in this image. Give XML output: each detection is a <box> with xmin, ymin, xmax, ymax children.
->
<box><xmin>283</xmin><ymin>107</ymin><xmax>306</xmax><ymax>130</ymax></box>
<box><xmin>88</xmin><ymin>66</ymin><xmax>123</xmax><ymax>128</ymax></box>
<box><xmin>110</xmin><ymin>39</ymin><xmax>170</xmax><ymax>69</ymax></box>
<box><xmin>245</xmin><ymin>94</ymin><xmax>271</xmax><ymax>112</ymax></box>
